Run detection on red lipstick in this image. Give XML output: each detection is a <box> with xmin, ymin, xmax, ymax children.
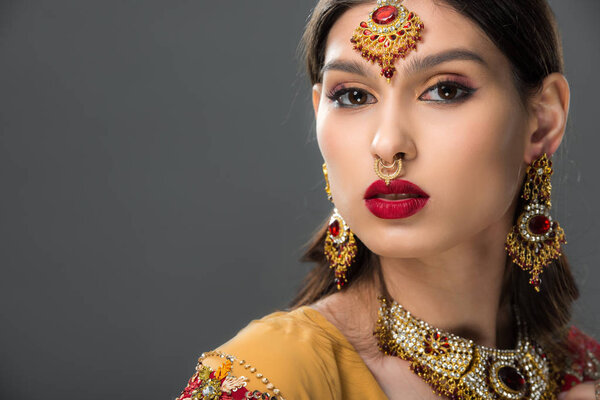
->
<box><xmin>364</xmin><ymin>179</ymin><xmax>429</xmax><ymax>219</ymax></box>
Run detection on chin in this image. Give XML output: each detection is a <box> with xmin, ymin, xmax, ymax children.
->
<box><xmin>358</xmin><ymin>230</ymin><xmax>451</xmax><ymax>259</ymax></box>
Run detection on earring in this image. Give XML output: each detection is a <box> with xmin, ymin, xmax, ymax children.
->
<box><xmin>322</xmin><ymin>163</ymin><xmax>357</xmax><ymax>290</ymax></box>
<box><xmin>505</xmin><ymin>154</ymin><xmax>566</xmax><ymax>292</ymax></box>
<box><xmin>324</xmin><ymin>208</ymin><xmax>357</xmax><ymax>290</ymax></box>
<box><xmin>322</xmin><ymin>163</ymin><xmax>333</xmax><ymax>201</ymax></box>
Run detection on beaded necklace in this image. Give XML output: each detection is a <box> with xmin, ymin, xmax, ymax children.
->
<box><xmin>374</xmin><ymin>297</ymin><xmax>561</xmax><ymax>399</ymax></box>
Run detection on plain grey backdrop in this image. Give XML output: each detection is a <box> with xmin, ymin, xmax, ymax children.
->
<box><xmin>0</xmin><ymin>1</ymin><xmax>598</xmax><ymax>399</ymax></box>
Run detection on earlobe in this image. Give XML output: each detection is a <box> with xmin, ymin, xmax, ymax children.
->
<box><xmin>524</xmin><ymin>73</ymin><xmax>570</xmax><ymax>164</ymax></box>
<box><xmin>312</xmin><ymin>83</ymin><xmax>322</xmax><ymax>118</ymax></box>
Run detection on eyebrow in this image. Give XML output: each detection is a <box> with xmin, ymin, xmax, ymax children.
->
<box><xmin>320</xmin><ymin>48</ymin><xmax>487</xmax><ymax>78</ymax></box>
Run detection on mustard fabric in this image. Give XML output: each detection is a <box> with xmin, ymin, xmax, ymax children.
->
<box><xmin>215</xmin><ymin>306</ymin><xmax>388</xmax><ymax>399</ymax></box>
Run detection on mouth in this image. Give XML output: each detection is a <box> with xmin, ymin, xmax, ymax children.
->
<box><xmin>373</xmin><ymin>193</ymin><xmax>422</xmax><ymax>200</ymax></box>
<box><xmin>364</xmin><ymin>179</ymin><xmax>429</xmax><ymax>200</ymax></box>
<box><xmin>364</xmin><ymin>179</ymin><xmax>429</xmax><ymax>219</ymax></box>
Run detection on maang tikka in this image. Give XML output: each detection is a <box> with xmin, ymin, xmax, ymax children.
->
<box><xmin>505</xmin><ymin>154</ymin><xmax>566</xmax><ymax>291</ymax></box>
<box><xmin>322</xmin><ymin>163</ymin><xmax>357</xmax><ymax>290</ymax></box>
<box><xmin>350</xmin><ymin>0</ymin><xmax>425</xmax><ymax>82</ymax></box>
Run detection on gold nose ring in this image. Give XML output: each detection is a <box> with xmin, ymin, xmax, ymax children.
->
<box><xmin>374</xmin><ymin>157</ymin><xmax>403</xmax><ymax>185</ymax></box>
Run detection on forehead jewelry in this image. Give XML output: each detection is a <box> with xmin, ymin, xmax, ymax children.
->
<box><xmin>374</xmin><ymin>156</ymin><xmax>402</xmax><ymax>185</ymax></box>
<box><xmin>350</xmin><ymin>0</ymin><xmax>425</xmax><ymax>82</ymax></box>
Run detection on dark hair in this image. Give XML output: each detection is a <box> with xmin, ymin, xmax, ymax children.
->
<box><xmin>292</xmin><ymin>0</ymin><xmax>579</xmax><ymax>362</ymax></box>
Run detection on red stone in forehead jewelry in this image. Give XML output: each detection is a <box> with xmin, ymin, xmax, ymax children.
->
<box><xmin>372</xmin><ymin>5</ymin><xmax>398</xmax><ymax>25</ymax></box>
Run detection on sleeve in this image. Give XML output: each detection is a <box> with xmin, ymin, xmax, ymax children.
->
<box><xmin>175</xmin><ymin>351</ymin><xmax>285</xmax><ymax>400</ymax></box>
<box><xmin>561</xmin><ymin>326</ymin><xmax>600</xmax><ymax>391</ymax></box>
<box><xmin>175</xmin><ymin>310</ymin><xmax>341</xmax><ymax>400</ymax></box>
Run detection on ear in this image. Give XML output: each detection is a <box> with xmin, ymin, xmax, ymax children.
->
<box><xmin>312</xmin><ymin>83</ymin><xmax>322</xmax><ymax>118</ymax></box>
<box><xmin>524</xmin><ymin>73</ymin><xmax>570</xmax><ymax>164</ymax></box>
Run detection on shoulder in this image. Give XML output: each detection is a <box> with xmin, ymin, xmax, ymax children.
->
<box><xmin>562</xmin><ymin>325</ymin><xmax>600</xmax><ymax>390</ymax></box>
<box><xmin>175</xmin><ymin>307</ymin><xmax>347</xmax><ymax>400</ymax></box>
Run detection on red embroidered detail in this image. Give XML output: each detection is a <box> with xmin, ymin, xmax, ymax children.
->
<box><xmin>561</xmin><ymin>326</ymin><xmax>600</xmax><ymax>392</ymax></box>
<box><xmin>176</xmin><ymin>366</ymin><xmax>254</xmax><ymax>400</ymax></box>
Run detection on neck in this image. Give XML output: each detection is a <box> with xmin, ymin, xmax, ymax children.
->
<box><xmin>377</xmin><ymin>221</ymin><xmax>514</xmax><ymax>349</ymax></box>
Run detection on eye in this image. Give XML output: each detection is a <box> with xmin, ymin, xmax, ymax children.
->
<box><xmin>419</xmin><ymin>80</ymin><xmax>475</xmax><ymax>103</ymax></box>
<box><xmin>326</xmin><ymin>87</ymin><xmax>377</xmax><ymax>108</ymax></box>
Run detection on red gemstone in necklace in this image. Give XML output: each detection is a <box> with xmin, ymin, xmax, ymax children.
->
<box><xmin>328</xmin><ymin>219</ymin><xmax>341</xmax><ymax>237</ymax></box>
<box><xmin>528</xmin><ymin>215</ymin><xmax>551</xmax><ymax>235</ymax></box>
<box><xmin>498</xmin><ymin>366</ymin><xmax>526</xmax><ymax>392</ymax></box>
<box><xmin>372</xmin><ymin>5</ymin><xmax>398</xmax><ymax>25</ymax></box>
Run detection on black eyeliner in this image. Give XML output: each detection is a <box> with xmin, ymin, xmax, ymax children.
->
<box><xmin>419</xmin><ymin>79</ymin><xmax>477</xmax><ymax>103</ymax></box>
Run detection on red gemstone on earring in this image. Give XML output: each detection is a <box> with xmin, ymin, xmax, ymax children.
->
<box><xmin>360</xmin><ymin>21</ymin><xmax>368</xmax><ymax>28</ymax></box>
<box><xmin>529</xmin><ymin>215</ymin><xmax>551</xmax><ymax>235</ymax></box>
<box><xmin>329</xmin><ymin>220</ymin><xmax>341</xmax><ymax>237</ymax></box>
<box><xmin>372</xmin><ymin>5</ymin><xmax>398</xmax><ymax>25</ymax></box>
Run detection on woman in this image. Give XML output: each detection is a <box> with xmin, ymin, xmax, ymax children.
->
<box><xmin>176</xmin><ymin>0</ymin><xmax>599</xmax><ymax>399</ymax></box>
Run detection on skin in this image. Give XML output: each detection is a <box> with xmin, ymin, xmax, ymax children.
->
<box><xmin>307</xmin><ymin>0</ymin><xmax>593</xmax><ymax>398</ymax></box>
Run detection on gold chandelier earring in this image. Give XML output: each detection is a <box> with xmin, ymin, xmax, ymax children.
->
<box><xmin>322</xmin><ymin>163</ymin><xmax>357</xmax><ymax>290</ymax></box>
<box><xmin>505</xmin><ymin>154</ymin><xmax>566</xmax><ymax>291</ymax></box>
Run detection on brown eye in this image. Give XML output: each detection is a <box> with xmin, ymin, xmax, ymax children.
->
<box><xmin>437</xmin><ymin>84</ymin><xmax>458</xmax><ymax>100</ymax></box>
<box><xmin>328</xmin><ymin>87</ymin><xmax>377</xmax><ymax>107</ymax></box>
<box><xmin>418</xmin><ymin>81</ymin><xmax>475</xmax><ymax>103</ymax></box>
<box><xmin>349</xmin><ymin>89</ymin><xmax>367</xmax><ymax>105</ymax></box>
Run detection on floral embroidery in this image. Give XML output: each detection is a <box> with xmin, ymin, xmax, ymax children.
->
<box><xmin>214</xmin><ymin>360</ymin><xmax>232</xmax><ymax>381</ymax></box>
<box><xmin>221</xmin><ymin>376</ymin><xmax>248</xmax><ymax>393</ymax></box>
<box><xmin>562</xmin><ymin>326</ymin><xmax>600</xmax><ymax>391</ymax></box>
<box><xmin>176</xmin><ymin>352</ymin><xmax>285</xmax><ymax>400</ymax></box>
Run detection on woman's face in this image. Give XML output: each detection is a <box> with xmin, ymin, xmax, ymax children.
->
<box><xmin>313</xmin><ymin>0</ymin><xmax>533</xmax><ymax>258</ymax></box>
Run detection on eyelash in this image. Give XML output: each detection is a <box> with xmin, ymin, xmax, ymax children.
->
<box><xmin>325</xmin><ymin>87</ymin><xmax>376</xmax><ymax>108</ymax></box>
<box><xmin>419</xmin><ymin>79</ymin><xmax>476</xmax><ymax>103</ymax></box>
<box><xmin>325</xmin><ymin>79</ymin><xmax>476</xmax><ymax>108</ymax></box>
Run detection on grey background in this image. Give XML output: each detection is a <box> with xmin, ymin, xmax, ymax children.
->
<box><xmin>0</xmin><ymin>1</ymin><xmax>597</xmax><ymax>399</ymax></box>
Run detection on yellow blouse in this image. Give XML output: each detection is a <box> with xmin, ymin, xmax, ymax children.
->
<box><xmin>175</xmin><ymin>306</ymin><xmax>388</xmax><ymax>399</ymax></box>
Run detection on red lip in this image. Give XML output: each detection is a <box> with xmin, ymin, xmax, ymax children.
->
<box><xmin>364</xmin><ymin>179</ymin><xmax>429</xmax><ymax>219</ymax></box>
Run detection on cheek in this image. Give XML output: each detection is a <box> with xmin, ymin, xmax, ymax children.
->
<box><xmin>423</xmin><ymin>95</ymin><xmax>526</xmax><ymax>233</ymax></box>
<box><xmin>318</xmin><ymin>107</ymin><xmax>371</xmax><ymax>156</ymax></box>
<box><xmin>317</xmin><ymin>106</ymin><xmax>375</xmax><ymax>205</ymax></box>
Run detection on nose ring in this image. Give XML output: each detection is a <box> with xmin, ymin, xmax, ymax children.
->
<box><xmin>374</xmin><ymin>156</ymin><xmax>403</xmax><ymax>185</ymax></box>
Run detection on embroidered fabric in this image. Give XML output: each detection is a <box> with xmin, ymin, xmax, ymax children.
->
<box><xmin>176</xmin><ymin>351</ymin><xmax>285</xmax><ymax>400</ymax></box>
<box><xmin>562</xmin><ymin>326</ymin><xmax>600</xmax><ymax>391</ymax></box>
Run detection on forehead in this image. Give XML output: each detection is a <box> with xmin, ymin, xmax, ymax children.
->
<box><xmin>324</xmin><ymin>0</ymin><xmax>506</xmax><ymax>76</ymax></box>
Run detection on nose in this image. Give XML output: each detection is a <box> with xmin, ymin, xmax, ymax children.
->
<box><xmin>370</xmin><ymin>105</ymin><xmax>417</xmax><ymax>166</ymax></box>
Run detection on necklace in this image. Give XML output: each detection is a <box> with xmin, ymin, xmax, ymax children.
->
<box><xmin>374</xmin><ymin>297</ymin><xmax>561</xmax><ymax>399</ymax></box>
